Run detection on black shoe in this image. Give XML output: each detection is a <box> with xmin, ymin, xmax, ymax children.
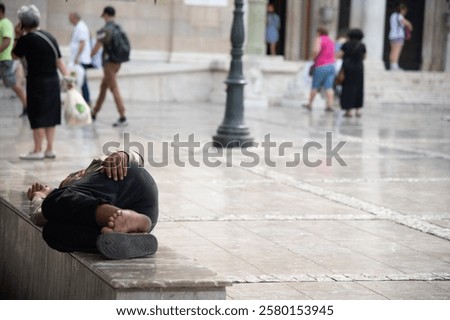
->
<box><xmin>112</xmin><ymin>117</ymin><xmax>128</xmax><ymax>127</ymax></box>
<box><xmin>19</xmin><ymin>108</ymin><xmax>27</xmax><ymax>117</ymax></box>
<box><xmin>96</xmin><ymin>233</ymin><xmax>158</xmax><ymax>260</ymax></box>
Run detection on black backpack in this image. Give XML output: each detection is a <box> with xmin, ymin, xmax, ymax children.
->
<box><xmin>107</xmin><ymin>23</ymin><xmax>130</xmax><ymax>63</ymax></box>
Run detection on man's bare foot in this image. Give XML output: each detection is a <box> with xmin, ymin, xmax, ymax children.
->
<box><xmin>101</xmin><ymin>209</ymin><xmax>152</xmax><ymax>234</ymax></box>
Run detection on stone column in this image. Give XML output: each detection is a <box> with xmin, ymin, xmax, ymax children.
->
<box><xmin>284</xmin><ymin>0</ymin><xmax>303</xmax><ymax>61</ymax></box>
<box><xmin>246</xmin><ymin>0</ymin><xmax>266</xmax><ymax>55</ymax></box>
<box><xmin>422</xmin><ymin>0</ymin><xmax>447</xmax><ymax>71</ymax></box>
<box><xmin>350</xmin><ymin>0</ymin><xmax>386</xmax><ymax>62</ymax></box>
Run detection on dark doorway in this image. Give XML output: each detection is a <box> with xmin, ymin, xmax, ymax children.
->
<box><xmin>267</xmin><ymin>0</ymin><xmax>287</xmax><ymax>56</ymax></box>
<box><xmin>383</xmin><ymin>0</ymin><xmax>425</xmax><ymax>70</ymax></box>
<box><xmin>338</xmin><ymin>0</ymin><xmax>351</xmax><ymax>34</ymax></box>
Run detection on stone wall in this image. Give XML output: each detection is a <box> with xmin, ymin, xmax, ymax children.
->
<box><xmin>3</xmin><ymin>0</ymin><xmax>448</xmax><ymax>71</ymax></box>
<box><xmin>3</xmin><ymin>0</ymin><xmax>234</xmax><ymax>59</ymax></box>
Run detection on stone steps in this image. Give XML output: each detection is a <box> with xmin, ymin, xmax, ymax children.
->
<box><xmin>362</xmin><ymin>68</ymin><xmax>450</xmax><ymax>105</ymax></box>
<box><xmin>1</xmin><ymin>60</ymin><xmax>448</xmax><ymax>106</ymax></box>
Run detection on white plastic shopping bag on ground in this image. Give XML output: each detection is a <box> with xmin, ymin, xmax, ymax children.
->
<box><xmin>64</xmin><ymin>87</ymin><xmax>92</xmax><ymax>127</ymax></box>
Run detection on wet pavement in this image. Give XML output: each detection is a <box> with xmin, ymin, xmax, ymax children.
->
<box><xmin>1</xmin><ymin>69</ymin><xmax>450</xmax><ymax>300</ymax></box>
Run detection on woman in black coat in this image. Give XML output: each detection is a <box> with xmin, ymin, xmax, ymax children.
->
<box><xmin>336</xmin><ymin>29</ymin><xmax>366</xmax><ymax>118</ymax></box>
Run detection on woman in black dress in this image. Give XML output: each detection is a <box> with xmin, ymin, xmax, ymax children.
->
<box><xmin>13</xmin><ymin>5</ymin><xmax>70</xmax><ymax>160</ymax></box>
<box><xmin>336</xmin><ymin>29</ymin><xmax>366</xmax><ymax>118</ymax></box>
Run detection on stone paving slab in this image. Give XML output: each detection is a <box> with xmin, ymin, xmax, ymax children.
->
<box><xmin>1</xmin><ymin>69</ymin><xmax>450</xmax><ymax>300</ymax></box>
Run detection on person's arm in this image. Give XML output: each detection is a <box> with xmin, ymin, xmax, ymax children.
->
<box><xmin>127</xmin><ymin>150</ymin><xmax>144</xmax><ymax>165</ymax></box>
<box><xmin>311</xmin><ymin>37</ymin><xmax>321</xmax><ymax>60</ymax></box>
<box><xmin>335</xmin><ymin>50</ymin><xmax>344</xmax><ymax>60</ymax></box>
<box><xmin>57</xmin><ymin>58</ymin><xmax>70</xmax><ymax>77</ymax></box>
<box><xmin>101</xmin><ymin>149</ymin><xmax>144</xmax><ymax>181</ymax></box>
<box><xmin>91</xmin><ymin>40</ymin><xmax>102</xmax><ymax>58</ymax></box>
<box><xmin>1</xmin><ymin>19</ymin><xmax>15</xmax><ymax>53</ymax></box>
<box><xmin>74</xmin><ymin>40</ymin><xmax>86</xmax><ymax>65</ymax></box>
<box><xmin>30</xmin><ymin>196</ymin><xmax>48</xmax><ymax>226</ymax></box>
<box><xmin>0</xmin><ymin>36</ymin><xmax>11</xmax><ymax>54</ymax></box>
<box><xmin>57</xmin><ymin>58</ymin><xmax>74</xmax><ymax>89</ymax></box>
<box><xmin>402</xmin><ymin>17</ymin><xmax>413</xmax><ymax>31</ymax></box>
<box><xmin>12</xmin><ymin>22</ymin><xmax>24</xmax><ymax>59</ymax></box>
<box><xmin>27</xmin><ymin>183</ymin><xmax>54</xmax><ymax>226</ymax></box>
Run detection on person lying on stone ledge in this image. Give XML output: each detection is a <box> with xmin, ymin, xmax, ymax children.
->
<box><xmin>26</xmin><ymin>149</ymin><xmax>159</xmax><ymax>260</ymax></box>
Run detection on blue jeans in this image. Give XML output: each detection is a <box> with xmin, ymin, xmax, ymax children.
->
<box><xmin>0</xmin><ymin>60</ymin><xmax>16</xmax><ymax>87</ymax></box>
<box><xmin>81</xmin><ymin>63</ymin><xmax>91</xmax><ymax>104</ymax></box>
<box><xmin>312</xmin><ymin>64</ymin><xmax>335</xmax><ymax>90</ymax></box>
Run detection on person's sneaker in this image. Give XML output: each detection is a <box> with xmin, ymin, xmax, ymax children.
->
<box><xmin>96</xmin><ymin>233</ymin><xmax>158</xmax><ymax>260</ymax></box>
<box><xmin>19</xmin><ymin>108</ymin><xmax>27</xmax><ymax>118</ymax></box>
<box><xmin>112</xmin><ymin>117</ymin><xmax>128</xmax><ymax>127</ymax></box>
<box><xmin>44</xmin><ymin>151</ymin><xmax>56</xmax><ymax>159</ymax></box>
<box><xmin>302</xmin><ymin>104</ymin><xmax>312</xmax><ymax>111</ymax></box>
<box><xmin>19</xmin><ymin>151</ymin><xmax>44</xmax><ymax>160</ymax></box>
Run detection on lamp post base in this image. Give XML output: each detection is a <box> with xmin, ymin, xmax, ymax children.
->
<box><xmin>212</xmin><ymin>136</ymin><xmax>254</xmax><ymax>148</ymax></box>
<box><xmin>213</xmin><ymin>125</ymin><xmax>254</xmax><ymax>148</ymax></box>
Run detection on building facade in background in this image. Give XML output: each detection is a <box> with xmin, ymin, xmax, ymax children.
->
<box><xmin>3</xmin><ymin>0</ymin><xmax>450</xmax><ymax>71</ymax></box>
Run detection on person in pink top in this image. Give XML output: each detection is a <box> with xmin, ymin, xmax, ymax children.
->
<box><xmin>303</xmin><ymin>27</ymin><xmax>335</xmax><ymax>112</ymax></box>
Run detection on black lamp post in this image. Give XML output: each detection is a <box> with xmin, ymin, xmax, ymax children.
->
<box><xmin>212</xmin><ymin>0</ymin><xmax>254</xmax><ymax>148</ymax></box>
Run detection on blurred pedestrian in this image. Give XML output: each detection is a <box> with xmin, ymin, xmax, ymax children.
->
<box><xmin>303</xmin><ymin>27</ymin><xmax>335</xmax><ymax>112</ymax></box>
<box><xmin>90</xmin><ymin>6</ymin><xmax>129</xmax><ymax>127</ymax></box>
<box><xmin>336</xmin><ymin>28</ymin><xmax>366</xmax><ymax>118</ymax></box>
<box><xmin>388</xmin><ymin>3</ymin><xmax>413</xmax><ymax>71</ymax></box>
<box><xmin>266</xmin><ymin>3</ymin><xmax>280</xmax><ymax>56</ymax></box>
<box><xmin>0</xmin><ymin>2</ymin><xmax>27</xmax><ymax>116</ymax></box>
<box><xmin>13</xmin><ymin>4</ymin><xmax>70</xmax><ymax>160</ymax></box>
<box><xmin>68</xmin><ymin>12</ymin><xmax>92</xmax><ymax>105</ymax></box>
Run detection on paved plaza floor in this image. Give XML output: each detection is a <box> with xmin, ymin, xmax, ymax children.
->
<box><xmin>1</xmin><ymin>80</ymin><xmax>450</xmax><ymax>300</ymax></box>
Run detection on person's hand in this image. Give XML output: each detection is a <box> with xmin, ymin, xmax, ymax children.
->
<box><xmin>101</xmin><ymin>152</ymin><xmax>129</xmax><ymax>181</ymax></box>
<box><xmin>27</xmin><ymin>183</ymin><xmax>52</xmax><ymax>201</ymax></box>
<box><xmin>14</xmin><ymin>22</ymin><xmax>23</xmax><ymax>37</ymax></box>
<box><xmin>63</xmin><ymin>75</ymin><xmax>75</xmax><ymax>89</ymax></box>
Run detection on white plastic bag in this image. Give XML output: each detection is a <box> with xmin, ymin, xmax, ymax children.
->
<box><xmin>64</xmin><ymin>87</ymin><xmax>92</xmax><ymax>127</ymax></box>
<box><xmin>303</xmin><ymin>60</ymin><xmax>314</xmax><ymax>89</ymax></box>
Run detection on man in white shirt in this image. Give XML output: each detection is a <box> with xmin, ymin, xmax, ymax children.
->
<box><xmin>69</xmin><ymin>12</ymin><xmax>92</xmax><ymax>105</ymax></box>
